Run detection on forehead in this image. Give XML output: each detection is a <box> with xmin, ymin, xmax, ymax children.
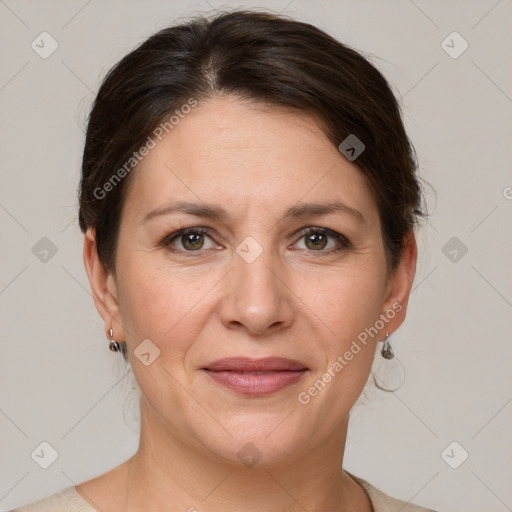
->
<box><xmin>123</xmin><ymin>95</ymin><xmax>379</xmax><ymax>228</ymax></box>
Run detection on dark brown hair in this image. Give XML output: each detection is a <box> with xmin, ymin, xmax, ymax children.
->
<box><xmin>79</xmin><ymin>9</ymin><xmax>427</xmax><ymax>279</ymax></box>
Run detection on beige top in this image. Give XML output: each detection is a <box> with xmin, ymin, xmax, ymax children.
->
<box><xmin>11</xmin><ymin>472</ymin><xmax>438</xmax><ymax>512</ymax></box>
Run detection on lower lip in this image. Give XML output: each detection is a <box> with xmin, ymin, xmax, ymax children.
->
<box><xmin>203</xmin><ymin>370</ymin><xmax>307</xmax><ymax>396</ymax></box>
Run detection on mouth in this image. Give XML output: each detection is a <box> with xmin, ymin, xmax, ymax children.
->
<box><xmin>203</xmin><ymin>357</ymin><xmax>308</xmax><ymax>372</ymax></box>
<box><xmin>202</xmin><ymin>357</ymin><xmax>309</xmax><ymax>396</ymax></box>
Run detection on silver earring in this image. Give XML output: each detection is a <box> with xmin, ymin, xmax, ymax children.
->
<box><xmin>373</xmin><ymin>330</ymin><xmax>405</xmax><ymax>392</ymax></box>
<box><xmin>381</xmin><ymin>330</ymin><xmax>394</xmax><ymax>359</ymax></box>
<box><xmin>108</xmin><ymin>327</ymin><xmax>120</xmax><ymax>352</ymax></box>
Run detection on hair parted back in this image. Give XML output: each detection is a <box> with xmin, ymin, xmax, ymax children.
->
<box><xmin>79</xmin><ymin>8</ymin><xmax>427</xmax><ymax>288</ymax></box>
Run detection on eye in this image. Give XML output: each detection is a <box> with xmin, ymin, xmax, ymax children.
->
<box><xmin>162</xmin><ymin>226</ymin><xmax>352</xmax><ymax>255</ymax></box>
<box><xmin>164</xmin><ymin>227</ymin><xmax>218</xmax><ymax>252</ymax></box>
<box><xmin>293</xmin><ymin>227</ymin><xmax>352</xmax><ymax>253</ymax></box>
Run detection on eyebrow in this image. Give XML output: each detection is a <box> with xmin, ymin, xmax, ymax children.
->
<box><xmin>142</xmin><ymin>200</ymin><xmax>366</xmax><ymax>225</ymax></box>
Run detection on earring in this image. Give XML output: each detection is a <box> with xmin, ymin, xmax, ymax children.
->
<box><xmin>108</xmin><ymin>327</ymin><xmax>120</xmax><ymax>352</ymax></box>
<box><xmin>381</xmin><ymin>330</ymin><xmax>394</xmax><ymax>359</ymax></box>
<box><xmin>373</xmin><ymin>330</ymin><xmax>405</xmax><ymax>392</ymax></box>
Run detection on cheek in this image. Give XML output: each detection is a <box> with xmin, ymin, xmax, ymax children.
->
<box><xmin>298</xmin><ymin>266</ymin><xmax>385</xmax><ymax>395</ymax></box>
<box><xmin>303</xmin><ymin>267</ymin><xmax>386</xmax><ymax>344</ymax></box>
<box><xmin>118</xmin><ymin>266</ymin><xmax>168</xmax><ymax>336</ymax></box>
<box><xmin>116</xmin><ymin>256</ymin><xmax>218</xmax><ymax>355</ymax></box>
<box><xmin>115</xmin><ymin>261</ymin><xmax>206</xmax><ymax>399</ymax></box>
<box><xmin>300</xmin><ymin>277</ymin><xmax>383</xmax><ymax>404</ymax></box>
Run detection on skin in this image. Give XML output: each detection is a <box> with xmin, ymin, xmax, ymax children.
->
<box><xmin>80</xmin><ymin>94</ymin><xmax>417</xmax><ymax>512</ymax></box>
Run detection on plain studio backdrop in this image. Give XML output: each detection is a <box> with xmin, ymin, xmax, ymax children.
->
<box><xmin>1</xmin><ymin>1</ymin><xmax>511</xmax><ymax>511</ymax></box>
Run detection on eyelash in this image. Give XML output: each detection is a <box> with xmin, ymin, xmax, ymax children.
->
<box><xmin>162</xmin><ymin>226</ymin><xmax>352</xmax><ymax>256</ymax></box>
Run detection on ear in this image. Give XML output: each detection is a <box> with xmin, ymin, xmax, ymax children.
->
<box><xmin>380</xmin><ymin>230</ymin><xmax>418</xmax><ymax>337</ymax></box>
<box><xmin>83</xmin><ymin>228</ymin><xmax>125</xmax><ymax>342</ymax></box>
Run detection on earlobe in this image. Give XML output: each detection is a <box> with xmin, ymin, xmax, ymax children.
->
<box><xmin>83</xmin><ymin>228</ymin><xmax>124</xmax><ymax>341</ymax></box>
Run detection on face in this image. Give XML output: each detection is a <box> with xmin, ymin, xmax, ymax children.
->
<box><xmin>85</xmin><ymin>94</ymin><xmax>416</xmax><ymax>467</ymax></box>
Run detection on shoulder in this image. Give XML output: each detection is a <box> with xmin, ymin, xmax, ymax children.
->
<box><xmin>10</xmin><ymin>486</ymin><xmax>97</xmax><ymax>512</ymax></box>
<box><xmin>347</xmin><ymin>472</ymin><xmax>440</xmax><ymax>512</ymax></box>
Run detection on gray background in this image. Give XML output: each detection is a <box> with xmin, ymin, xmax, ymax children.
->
<box><xmin>1</xmin><ymin>1</ymin><xmax>511</xmax><ymax>511</ymax></box>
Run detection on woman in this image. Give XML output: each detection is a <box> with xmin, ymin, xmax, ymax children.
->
<box><xmin>15</xmin><ymin>9</ymin><xmax>438</xmax><ymax>512</ymax></box>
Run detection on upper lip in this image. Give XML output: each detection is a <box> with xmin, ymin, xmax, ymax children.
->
<box><xmin>203</xmin><ymin>357</ymin><xmax>308</xmax><ymax>372</ymax></box>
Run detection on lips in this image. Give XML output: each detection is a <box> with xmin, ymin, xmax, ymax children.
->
<box><xmin>203</xmin><ymin>357</ymin><xmax>308</xmax><ymax>372</ymax></box>
<box><xmin>202</xmin><ymin>357</ymin><xmax>308</xmax><ymax>395</ymax></box>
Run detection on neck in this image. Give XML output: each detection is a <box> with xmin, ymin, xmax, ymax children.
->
<box><xmin>120</xmin><ymin>398</ymin><xmax>372</xmax><ymax>512</ymax></box>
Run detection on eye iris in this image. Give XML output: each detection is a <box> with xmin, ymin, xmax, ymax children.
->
<box><xmin>182</xmin><ymin>232</ymin><xmax>204</xmax><ymax>250</ymax></box>
<box><xmin>305</xmin><ymin>232</ymin><xmax>327</xmax><ymax>250</ymax></box>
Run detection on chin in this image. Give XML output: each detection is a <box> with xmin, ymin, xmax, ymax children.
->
<box><xmin>194</xmin><ymin>418</ymin><xmax>309</xmax><ymax>469</ymax></box>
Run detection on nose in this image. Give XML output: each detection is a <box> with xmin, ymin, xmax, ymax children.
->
<box><xmin>219</xmin><ymin>241</ymin><xmax>294</xmax><ymax>336</ymax></box>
